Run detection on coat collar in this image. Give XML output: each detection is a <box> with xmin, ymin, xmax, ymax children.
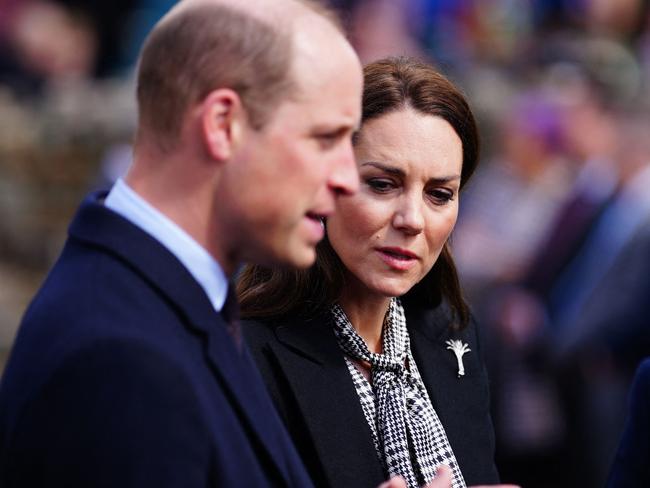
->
<box><xmin>68</xmin><ymin>192</ymin><xmax>292</xmax><ymax>483</ymax></box>
<box><xmin>272</xmin><ymin>301</ymin><xmax>453</xmax><ymax>364</ymax></box>
<box><xmin>273</xmin><ymin>309</ymin><xmax>339</xmax><ymax>365</ymax></box>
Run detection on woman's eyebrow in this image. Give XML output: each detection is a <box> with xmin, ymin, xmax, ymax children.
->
<box><xmin>362</xmin><ymin>161</ymin><xmax>461</xmax><ymax>184</ymax></box>
<box><xmin>427</xmin><ymin>175</ymin><xmax>461</xmax><ymax>184</ymax></box>
<box><xmin>361</xmin><ymin>161</ymin><xmax>405</xmax><ymax>177</ymax></box>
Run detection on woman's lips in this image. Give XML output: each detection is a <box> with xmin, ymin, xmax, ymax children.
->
<box><xmin>376</xmin><ymin>247</ymin><xmax>418</xmax><ymax>270</ymax></box>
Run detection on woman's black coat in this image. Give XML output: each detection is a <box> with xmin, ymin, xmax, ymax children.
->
<box><xmin>242</xmin><ymin>302</ymin><xmax>499</xmax><ymax>488</ymax></box>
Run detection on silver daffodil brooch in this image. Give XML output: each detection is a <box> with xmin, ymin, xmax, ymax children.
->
<box><xmin>445</xmin><ymin>339</ymin><xmax>471</xmax><ymax>377</ymax></box>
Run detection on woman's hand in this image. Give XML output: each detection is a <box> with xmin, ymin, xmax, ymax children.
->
<box><xmin>469</xmin><ymin>485</ymin><xmax>521</xmax><ymax>488</ymax></box>
<box><xmin>376</xmin><ymin>465</ymin><xmax>522</xmax><ymax>488</ymax></box>
<box><xmin>423</xmin><ymin>465</ymin><xmax>453</xmax><ymax>488</ymax></box>
<box><xmin>468</xmin><ymin>485</ymin><xmax>521</xmax><ymax>488</ymax></box>
<box><xmin>377</xmin><ymin>465</ymin><xmax>454</xmax><ymax>488</ymax></box>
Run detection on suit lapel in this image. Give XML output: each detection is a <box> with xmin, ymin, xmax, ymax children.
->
<box><xmin>69</xmin><ymin>193</ymin><xmax>291</xmax><ymax>483</ymax></box>
<box><xmin>269</xmin><ymin>310</ymin><xmax>385</xmax><ymax>487</ymax></box>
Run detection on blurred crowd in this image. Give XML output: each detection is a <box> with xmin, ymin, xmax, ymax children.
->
<box><xmin>2</xmin><ymin>0</ymin><xmax>650</xmax><ymax>487</ymax></box>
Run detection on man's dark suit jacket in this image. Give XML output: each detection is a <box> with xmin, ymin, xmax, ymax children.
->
<box><xmin>608</xmin><ymin>358</ymin><xmax>650</xmax><ymax>487</ymax></box>
<box><xmin>0</xmin><ymin>193</ymin><xmax>313</xmax><ymax>487</ymax></box>
<box><xmin>243</xmin><ymin>301</ymin><xmax>500</xmax><ymax>488</ymax></box>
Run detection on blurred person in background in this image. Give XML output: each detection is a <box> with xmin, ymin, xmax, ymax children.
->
<box><xmin>0</xmin><ymin>0</ymin><xmax>175</xmax><ymax>96</ymax></box>
<box><xmin>455</xmin><ymin>62</ymin><xmax>650</xmax><ymax>485</ymax></box>
<box><xmin>453</xmin><ymin>90</ymin><xmax>573</xmax><ymax>290</ymax></box>
<box><xmin>452</xmin><ymin>84</ymin><xmax>579</xmax><ymax>488</ymax></box>
<box><xmin>347</xmin><ymin>0</ymin><xmax>424</xmax><ymax>63</ymax></box>
<box><xmin>0</xmin><ymin>0</ymin><xmax>97</xmax><ymax>96</ymax></box>
<box><xmin>607</xmin><ymin>357</ymin><xmax>650</xmax><ymax>487</ymax></box>
<box><xmin>550</xmin><ymin>112</ymin><xmax>650</xmax><ymax>487</ymax></box>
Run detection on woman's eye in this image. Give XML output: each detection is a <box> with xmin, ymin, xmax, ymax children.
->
<box><xmin>367</xmin><ymin>178</ymin><xmax>396</xmax><ymax>193</ymax></box>
<box><xmin>428</xmin><ymin>189</ymin><xmax>454</xmax><ymax>204</ymax></box>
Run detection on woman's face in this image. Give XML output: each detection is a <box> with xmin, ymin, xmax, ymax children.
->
<box><xmin>327</xmin><ymin>108</ymin><xmax>462</xmax><ymax>300</ymax></box>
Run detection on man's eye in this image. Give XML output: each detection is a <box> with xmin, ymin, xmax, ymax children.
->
<box><xmin>316</xmin><ymin>131</ymin><xmax>344</xmax><ymax>149</ymax></box>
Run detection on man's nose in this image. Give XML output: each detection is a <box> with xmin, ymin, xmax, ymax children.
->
<box><xmin>328</xmin><ymin>142</ymin><xmax>359</xmax><ymax>195</ymax></box>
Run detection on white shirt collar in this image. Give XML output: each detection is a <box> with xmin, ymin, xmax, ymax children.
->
<box><xmin>104</xmin><ymin>178</ymin><xmax>228</xmax><ymax>312</ymax></box>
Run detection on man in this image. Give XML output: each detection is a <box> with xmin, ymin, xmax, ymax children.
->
<box><xmin>0</xmin><ymin>0</ymin><xmax>362</xmax><ymax>486</ymax></box>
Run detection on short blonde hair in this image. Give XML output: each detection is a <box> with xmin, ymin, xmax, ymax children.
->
<box><xmin>136</xmin><ymin>3</ymin><xmax>292</xmax><ymax>150</ymax></box>
<box><xmin>136</xmin><ymin>1</ymin><xmax>344</xmax><ymax>150</ymax></box>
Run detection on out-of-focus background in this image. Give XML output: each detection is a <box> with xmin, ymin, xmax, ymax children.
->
<box><xmin>1</xmin><ymin>0</ymin><xmax>649</xmax><ymax>486</ymax></box>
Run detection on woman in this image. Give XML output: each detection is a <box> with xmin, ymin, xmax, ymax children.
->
<box><xmin>238</xmin><ymin>57</ymin><xmax>498</xmax><ymax>488</ymax></box>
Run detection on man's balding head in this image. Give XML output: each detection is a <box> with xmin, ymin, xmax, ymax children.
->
<box><xmin>129</xmin><ymin>0</ymin><xmax>362</xmax><ymax>272</ymax></box>
<box><xmin>135</xmin><ymin>0</ymin><xmax>344</xmax><ymax>151</ymax></box>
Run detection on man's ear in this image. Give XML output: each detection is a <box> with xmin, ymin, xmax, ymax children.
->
<box><xmin>201</xmin><ymin>88</ymin><xmax>246</xmax><ymax>161</ymax></box>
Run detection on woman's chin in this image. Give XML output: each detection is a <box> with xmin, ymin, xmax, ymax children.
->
<box><xmin>367</xmin><ymin>282</ymin><xmax>416</xmax><ymax>300</ymax></box>
<box><xmin>343</xmin><ymin>271</ymin><xmax>418</xmax><ymax>302</ymax></box>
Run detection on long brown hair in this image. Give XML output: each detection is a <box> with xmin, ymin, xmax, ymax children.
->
<box><xmin>237</xmin><ymin>56</ymin><xmax>480</xmax><ymax>327</ymax></box>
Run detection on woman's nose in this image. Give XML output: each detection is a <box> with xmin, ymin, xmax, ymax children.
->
<box><xmin>392</xmin><ymin>195</ymin><xmax>424</xmax><ymax>235</ymax></box>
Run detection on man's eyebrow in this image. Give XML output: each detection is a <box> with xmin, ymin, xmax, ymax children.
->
<box><xmin>313</xmin><ymin>122</ymin><xmax>359</xmax><ymax>133</ymax></box>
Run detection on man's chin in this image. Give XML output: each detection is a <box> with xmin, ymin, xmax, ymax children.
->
<box><xmin>283</xmin><ymin>244</ymin><xmax>317</xmax><ymax>269</ymax></box>
<box><xmin>248</xmin><ymin>242</ymin><xmax>317</xmax><ymax>270</ymax></box>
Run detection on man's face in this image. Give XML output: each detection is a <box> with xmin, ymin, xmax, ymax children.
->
<box><xmin>223</xmin><ymin>39</ymin><xmax>362</xmax><ymax>269</ymax></box>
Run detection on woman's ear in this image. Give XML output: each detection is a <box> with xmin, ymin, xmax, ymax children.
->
<box><xmin>201</xmin><ymin>88</ymin><xmax>245</xmax><ymax>162</ymax></box>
